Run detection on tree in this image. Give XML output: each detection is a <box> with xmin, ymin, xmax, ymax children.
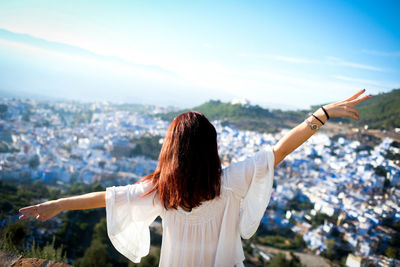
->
<box><xmin>324</xmin><ymin>238</ymin><xmax>335</xmax><ymax>260</ymax></box>
<box><xmin>310</xmin><ymin>213</ymin><xmax>329</xmax><ymax>228</ymax></box>
<box><xmin>0</xmin><ymin>141</ymin><xmax>9</xmax><ymax>153</ymax></box>
<box><xmin>0</xmin><ymin>220</ymin><xmax>28</xmax><ymax>253</ymax></box>
<box><xmin>28</xmin><ymin>154</ymin><xmax>40</xmax><ymax>168</ymax></box>
<box><xmin>74</xmin><ymin>239</ymin><xmax>113</xmax><ymax>267</ymax></box>
<box><xmin>385</xmin><ymin>247</ymin><xmax>397</xmax><ymax>259</ymax></box>
<box><xmin>267</xmin><ymin>252</ymin><xmax>304</xmax><ymax>267</ymax></box>
<box><xmin>22</xmin><ymin>109</ymin><xmax>31</xmax><ymax>122</ymax></box>
<box><xmin>25</xmin><ymin>236</ymin><xmax>67</xmax><ymax>262</ymax></box>
<box><xmin>136</xmin><ymin>252</ymin><xmax>160</xmax><ymax>267</ymax></box>
<box><xmin>374</xmin><ymin>165</ymin><xmax>387</xmax><ymax>177</ymax></box>
<box><xmin>0</xmin><ymin>104</ymin><xmax>7</xmax><ymax>117</ymax></box>
<box><xmin>74</xmin><ymin>218</ymin><xmax>113</xmax><ymax>267</ymax></box>
<box><xmin>293</xmin><ymin>234</ymin><xmax>306</xmax><ymax>249</ymax></box>
<box><xmin>131</xmin><ymin>135</ymin><xmax>162</xmax><ymax>160</ymax></box>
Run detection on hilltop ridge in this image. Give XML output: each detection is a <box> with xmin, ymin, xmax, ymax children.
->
<box><xmin>158</xmin><ymin>99</ymin><xmax>307</xmax><ymax>133</ymax></box>
<box><xmin>158</xmin><ymin>89</ymin><xmax>400</xmax><ymax>132</ymax></box>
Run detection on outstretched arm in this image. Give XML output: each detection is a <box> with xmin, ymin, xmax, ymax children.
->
<box><xmin>273</xmin><ymin>89</ymin><xmax>370</xmax><ymax>167</ymax></box>
<box><xmin>19</xmin><ymin>191</ymin><xmax>106</xmax><ymax>221</ymax></box>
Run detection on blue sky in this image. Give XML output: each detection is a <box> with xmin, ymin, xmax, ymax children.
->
<box><xmin>0</xmin><ymin>0</ymin><xmax>399</xmax><ymax>109</ymax></box>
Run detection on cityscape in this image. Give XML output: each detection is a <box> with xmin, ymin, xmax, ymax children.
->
<box><xmin>0</xmin><ymin>97</ymin><xmax>399</xmax><ymax>266</ymax></box>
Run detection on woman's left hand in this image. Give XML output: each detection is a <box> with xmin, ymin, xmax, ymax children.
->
<box><xmin>19</xmin><ymin>200</ymin><xmax>62</xmax><ymax>222</ymax></box>
<box><xmin>322</xmin><ymin>89</ymin><xmax>370</xmax><ymax>120</ymax></box>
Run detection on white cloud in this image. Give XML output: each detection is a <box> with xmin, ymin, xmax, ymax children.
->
<box><xmin>239</xmin><ymin>53</ymin><xmax>315</xmax><ymax>64</ymax></box>
<box><xmin>240</xmin><ymin>53</ymin><xmax>387</xmax><ymax>72</ymax></box>
<box><xmin>333</xmin><ymin>75</ymin><xmax>384</xmax><ymax>86</ymax></box>
<box><xmin>326</xmin><ymin>56</ymin><xmax>386</xmax><ymax>72</ymax></box>
<box><xmin>271</xmin><ymin>55</ymin><xmax>315</xmax><ymax>64</ymax></box>
<box><xmin>333</xmin><ymin>75</ymin><xmax>400</xmax><ymax>90</ymax></box>
<box><xmin>361</xmin><ymin>49</ymin><xmax>400</xmax><ymax>57</ymax></box>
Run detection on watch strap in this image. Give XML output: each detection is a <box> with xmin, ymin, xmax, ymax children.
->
<box><xmin>304</xmin><ymin>118</ymin><xmax>320</xmax><ymax>131</ymax></box>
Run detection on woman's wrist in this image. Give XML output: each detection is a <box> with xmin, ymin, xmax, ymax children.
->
<box><xmin>310</xmin><ymin>108</ymin><xmax>328</xmax><ymax>126</ymax></box>
<box><xmin>55</xmin><ymin>198</ymin><xmax>66</xmax><ymax>211</ymax></box>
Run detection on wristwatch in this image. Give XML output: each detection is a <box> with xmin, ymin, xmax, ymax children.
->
<box><xmin>304</xmin><ymin>118</ymin><xmax>320</xmax><ymax>131</ymax></box>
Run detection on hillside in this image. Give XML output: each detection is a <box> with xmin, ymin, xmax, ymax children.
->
<box><xmin>158</xmin><ymin>100</ymin><xmax>307</xmax><ymax>133</ymax></box>
<box><xmin>158</xmin><ymin>89</ymin><xmax>400</xmax><ymax>132</ymax></box>
<box><xmin>352</xmin><ymin>88</ymin><xmax>400</xmax><ymax>129</ymax></box>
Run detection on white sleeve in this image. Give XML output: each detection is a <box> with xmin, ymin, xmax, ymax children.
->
<box><xmin>106</xmin><ymin>181</ymin><xmax>162</xmax><ymax>263</ymax></box>
<box><xmin>222</xmin><ymin>153</ymin><xmax>259</xmax><ymax>197</ymax></box>
<box><xmin>234</xmin><ymin>148</ymin><xmax>275</xmax><ymax>239</ymax></box>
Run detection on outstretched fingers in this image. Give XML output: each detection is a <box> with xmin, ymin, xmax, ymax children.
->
<box><xmin>19</xmin><ymin>205</ymin><xmax>37</xmax><ymax>213</ymax></box>
<box><xmin>19</xmin><ymin>211</ymin><xmax>38</xmax><ymax>220</ymax></box>
<box><xmin>350</xmin><ymin>94</ymin><xmax>371</xmax><ymax>106</ymax></box>
<box><xmin>19</xmin><ymin>205</ymin><xmax>39</xmax><ymax>220</ymax></box>
<box><xmin>345</xmin><ymin>89</ymin><xmax>366</xmax><ymax>101</ymax></box>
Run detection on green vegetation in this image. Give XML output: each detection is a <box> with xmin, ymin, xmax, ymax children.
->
<box><xmin>254</xmin><ymin>225</ymin><xmax>306</xmax><ymax>251</ymax></box>
<box><xmin>111</xmin><ymin>103</ymin><xmax>156</xmax><ymax>114</ymax></box>
<box><xmin>0</xmin><ymin>104</ymin><xmax>7</xmax><ymax>118</ymax></box>
<box><xmin>381</xmin><ymin>218</ymin><xmax>400</xmax><ymax>260</ymax></box>
<box><xmin>0</xmin><ymin>220</ymin><xmax>27</xmax><ymax>253</ymax></box>
<box><xmin>0</xmin><ymin>141</ymin><xmax>9</xmax><ymax>153</ymax></box>
<box><xmin>0</xmin><ymin>220</ymin><xmax>67</xmax><ymax>262</ymax></box>
<box><xmin>267</xmin><ymin>252</ymin><xmax>305</xmax><ymax>267</ymax></box>
<box><xmin>385</xmin><ymin>247</ymin><xmax>397</xmax><ymax>259</ymax></box>
<box><xmin>352</xmin><ymin>88</ymin><xmax>400</xmax><ymax>129</ymax></box>
<box><xmin>73</xmin><ymin>110</ymin><xmax>93</xmax><ymax>126</ymax></box>
<box><xmin>286</xmin><ymin>198</ymin><xmax>313</xmax><ymax>212</ymax></box>
<box><xmin>309</xmin><ymin>212</ymin><xmax>330</xmax><ymax>228</ymax></box>
<box><xmin>0</xmin><ymin>179</ymin><xmax>55</xmax><ymax>219</ymax></box>
<box><xmin>257</xmin><ymin>234</ymin><xmax>306</xmax><ymax>250</ymax></box>
<box><xmin>385</xmin><ymin>141</ymin><xmax>400</xmax><ymax>165</ymax></box>
<box><xmin>25</xmin><ymin>236</ymin><xmax>67</xmax><ymax>262</ymax></box>
<box><xmin>158</xmin><ymin>100</ymin><xmax>306</xmax><ymax>133</ymax></box>
<box><xmin>321</xmin><ymin>238</ymin><xmax>351</xmax><ymax>265</ymax></box>
<box><xmin>28</xmin><ymin>154</ymin><xmax>40</xmax><ymax>168</ymax></box>
<box><xmin>0</xmin><ymin>179</ymin><xmax>161</xmax><ymax>266</ymax></box>
<box><xmin>74</xmin><ymin>219</ymin><xmax>114</xmax><ymax>267</ymax></box>
<box><xmin>131</xmin><ymin>135</ymin><xmax>162</xmax><ymax>160</ymax></box>
<box><xmin>134</xmin><ymin>248</ymin><xmax>160</xmax><ymax>267</ymax></box>
<box><xmin>158</xmin><ymin>88</ymin><xmax>400</xmax><ymax>132</ymax></box>
<box><xmin>22</xmin><ymin>108</ymin><xmax>32</xmax><ymax>122</ymax></box>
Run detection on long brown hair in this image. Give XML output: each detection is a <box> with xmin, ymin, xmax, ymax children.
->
<box><xmin>140</xmin><ymin>111</ymin><xmax>221</xmax><ymax>210</ymax></box>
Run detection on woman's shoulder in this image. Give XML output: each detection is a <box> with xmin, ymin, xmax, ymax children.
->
<box><xmin>221</xmin><ymin>149</ymin><xmax>274</xmax><ymax>197</ymax></box>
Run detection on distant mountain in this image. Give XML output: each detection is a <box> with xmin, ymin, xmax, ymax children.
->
<box><xmin>353</xmin><ymin>88</ymin><xmax>400</xmax><ymax>129</ymax></box>
<box><xmin>158</xmin><ymin>89</ymin><xmax>400</xmax><ymax>132</ymax></box>
<box><xmin>0</xmin><ymin>28</ymin><xmax>192</xmax><ymax>107</ymax></box>
<box><xmin>0</xmin><ymin>28</ymin><xmax>173</xmax><ymax>75</ymax></box>
<box><xmin>158</xmin><ymin>100</ymin><xmax>308</xmax><ymax>133</ymax></box>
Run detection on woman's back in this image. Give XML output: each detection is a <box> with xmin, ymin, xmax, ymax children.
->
<box><xmin>106</xmin><ymin>149</ymin><xmax>275</xmax><ymax>267</ymax></box>
<box><xmin>160</xmin><ymin>189</ymin><xmax>226</xmax><ymax>266</ymax></box>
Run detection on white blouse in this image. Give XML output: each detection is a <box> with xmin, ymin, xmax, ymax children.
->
<box><xmin>106</xmin><ymin>147</ymin><xmax>275</xmax><ymax>267</ymax></box>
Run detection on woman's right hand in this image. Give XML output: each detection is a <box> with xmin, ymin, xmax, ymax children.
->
<box><xmin>19</xmin><ymin>200</ymin><xmax>63</xmax><ymax>222</ymax></box>
<box><xmin>321</xmin><ymin>89</ymin><xmax>370</xmax><ymax>121</ymax></box>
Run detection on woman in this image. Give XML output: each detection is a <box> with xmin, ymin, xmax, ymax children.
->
<box><xmin>19</xmin><ymin>90</ymin><xmax>370</xmax><ymax>266</ymax></box>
